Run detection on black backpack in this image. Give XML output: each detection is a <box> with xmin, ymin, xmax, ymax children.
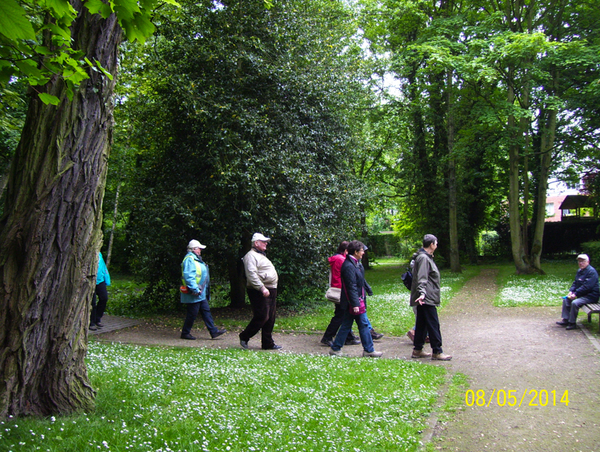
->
<box><xmin>401</xmin><ymin>268</ymin><xmax>412</xmax><ymax>290</ymax></box>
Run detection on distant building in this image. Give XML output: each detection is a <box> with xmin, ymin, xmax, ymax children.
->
<box><xmin>545</xmin><ymin>195</ymin><xmax>566</xmax><ymax>222</ymax></box>
<box><xmin>559</xmin><ymin>195</ymin><xmax>598</xmax><ymax>221</ymax></box>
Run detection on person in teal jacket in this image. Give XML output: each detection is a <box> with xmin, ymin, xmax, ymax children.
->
<box><xmin>90</xmin><ymin>252</ymin><xmax>111</xmax><ymax>330</ymax></box>
<box><xmin>180</xmin><ymin>240</ymin><xmax>226</xmax><ymax>340</ymax></box>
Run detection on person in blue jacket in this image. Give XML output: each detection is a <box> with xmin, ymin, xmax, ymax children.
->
<box><xmin>556</xmin><ymin>254</ymin><xmax>600</xmax><ymax>330</ymax></box>
<box><xmin>180</xmin><ymin>240</ymin><xmax>226</xmax><ymax>340</ymax></box>
<box><xmin>90</xmin><ymin>252</ymin><xmax>110</xmax><ymax>330</ymax></box>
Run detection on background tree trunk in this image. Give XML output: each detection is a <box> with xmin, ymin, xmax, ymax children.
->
<box><xmin>0</xmin><ymin>2</ymin><xmax>122</xmax><ymax>418</ymax></box>
<box><xmin>106</xmin><ymin>181</ymin><xmax>121</xmax><ymax>268</ymax></box>
<box><xmin>531</xmin><ymin>105</ymin><xmax>557</xmax><ymax>270</ymax></box>
<box><xmin>506</xmin><ymin>75</ymin><xmax>530</xmax><ymax>274</ymax></box>
<box><xmin>447</xmin><ymin>70</ymin><xmax>461</xmax><ymax>273</ymax></box>
<box><xmin>227</xmin><ymin>255</ymin><xmax>247</xmax><ymax>308</ymax></box>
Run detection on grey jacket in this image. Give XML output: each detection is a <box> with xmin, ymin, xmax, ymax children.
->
<box><xmin>410</xmin><ymin>248</ymin><xmax>441</xmax><ymax>307</ymax></box>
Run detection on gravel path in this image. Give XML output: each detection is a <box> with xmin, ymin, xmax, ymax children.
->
<box><xmin>433</xmin><ymin>268</ymin><xmax>600</xmax><ymax>451</ymax></box>
<box><xmin>94</xmin><ymin>268</ymin><xmax>600</xmax><ymax>451</ymax></box>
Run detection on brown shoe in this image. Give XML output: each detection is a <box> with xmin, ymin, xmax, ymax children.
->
<box><xmin>432</xmin><ymin>353</ymin><xmax>452</xmax><ymax>361</ymax></box>
<box><xmin>406</xmin><ymin>329</ymin><xmax>415</xmax><ymax>342</ymax></box>
<box><xmin>411</xmin><ymin>349</ymin><xmax>431</xmax><ymax>359</ymax></box>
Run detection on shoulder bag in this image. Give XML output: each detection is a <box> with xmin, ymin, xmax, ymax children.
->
<box><xmin>325</xmin><ymin>270</ymin><xmax>341</xmax><ymax>303</ymax></box>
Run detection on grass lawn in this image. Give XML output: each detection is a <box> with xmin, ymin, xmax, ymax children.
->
<box><xmin>1</xmin><ymin>343</ymin><xmax>447</xmax><ymax>452</ymax></box>
<box><xmin>4</xmin><ymin>259</ymin><xmax>591</xmax><ymax>451</ymax></box>
<box><xmin>494</xmin><ymin>260</ymin><xmax>575</xmax><ymax>307</ymax></box>
<box><xmin>0</xmin><ymin>259</ymin><xmax>475</xmax><ymax>452</ymax></box>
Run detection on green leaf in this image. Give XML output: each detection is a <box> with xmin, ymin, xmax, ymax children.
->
<box><xmin>85</xmin><ymin>0</ymin><xmax>113</xmax><ymax>19</ymax></box>
<box><xmin>95</xmin><ymin>61</ymin><xmax>114</xmax><ymax>81</ymax></box>
<box><xmin>38</xmin><ymin>93</ymin><xmax>61</xmax><ymax>105</ymax></box>
<box><xmin>114</xmin><ymin>0</ymin><xmax>140</xmax><ymax>22</ymax></box>
<box><xmin>0</xmin><ymin>66</ymin><xmax>15</xmax><ymax>86</ymax></box>
<box><xmin>0</xmin><ymin>0</ymin><xmax>36</xmax><ymax>41</ymax></box>
<box><xmin>45</xmin><ymin>0</ymin><xmax>77</xmax><ymax>21</ymax></box>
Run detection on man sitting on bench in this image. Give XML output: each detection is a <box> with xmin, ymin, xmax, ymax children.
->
<box><xmin>556</xmin><ymin>254</ymin><xmax>599</xmax><ymax>330</ymax></box>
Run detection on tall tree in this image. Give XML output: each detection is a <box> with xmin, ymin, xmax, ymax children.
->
<box><xmin>361</xmin><ymin>0</ymin><xmax>600</xmax><ymax>270</ymax></box>
<box><xmin>0</xmin><ymin>0</ymin><xmax>172</xmax><ymax>418</ymax></box>
<box><xmin>119</xmin><ymin>0</ymin><xmax>368</xmax><ymax>308</ymax></box>
<box><xmin>467</xmin><ymin>0</ymin><xmax>600</xmax><ymax>272</ymax></box>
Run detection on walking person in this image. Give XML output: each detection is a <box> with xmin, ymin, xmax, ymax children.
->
<box><xmin>180</xmin><ymin>240</ymin><xmax>226</xmax><ymax>340</ymax></box>
<box><xmin>357</xmin><ymin>255</ymin><xmax>385</xmax><ymax>341</ymax></box>
<box><xmin>90</xmin><ymin>252</ymin><xmax>110</xmax><ymax>331</ymax></box>
<box><xmin>556</xmin><ymin>254</ymin><xmax>599</xmax><ymax>330</ymax></box>
<box><xmin>329</xmin><ymin>240</ymin><xmax>382</xmax><ymax>358</ymax></box>
<box><xmin>239</xmin><ymin>233</ymin><xmax>281</xmax><ymax>350</ymax></box>
<box><xmin>411</xmin><ymin>234</ymin><xmax>452</xmax><ymax>361</ymax></box>
<box><xmin>321</xmin><ymin>241</ymin><xmax>360</xmax><ymax>347</ymax></box>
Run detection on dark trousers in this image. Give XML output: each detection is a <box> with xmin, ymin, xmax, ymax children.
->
<box><xmin>561</xmin><ymin>296</ymin><xmax>594</xmax><ymax>324</ymax></box>
<box><xmin>240</xmin><ymin>287</ymin><xmax>277</xmax><ymax>349</ymax></box>
<box><xmin>414</xmin><ymin>304</ymin><xmax>443</xmax><ymax>354</ymax></box>
<box><xmin>90</xmin><ymin>282</ymin><xmax>108</xmax><ymax>325</ymax></box>
<box><xmin>182</xmin><ymin>299</ymin><xmax>218</xmax><ymax>336</ymax></box>
<box><xmin>322</xmin><ymin>303</ymin><xmax>357</xmax><ymax>342</ymax></box>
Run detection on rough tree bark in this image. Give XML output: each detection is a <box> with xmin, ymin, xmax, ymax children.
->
<box><xmin>0</xmin><ymin>2</ymin><xmax>122</xmax><ymax>418</ymax></box>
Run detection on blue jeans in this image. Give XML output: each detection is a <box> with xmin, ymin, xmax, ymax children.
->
<box><xmin>331</xmin><ymin>310</ymin><xmax>374</xmax><ymax>353</ymax></box>
<box><xmin>562</xmin><ymin>296</ymin><xmax>594</xmax><ymax>324</ymax></box>
<box><xmin>182</xmin><ymin>299</ymin><xmax>217</xmax><ymax>336</ymax></box>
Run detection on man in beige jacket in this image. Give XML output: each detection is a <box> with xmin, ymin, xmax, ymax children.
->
<box><xmin>239</xmin><ymin>233</ymin><xmax>281</xmax><ymax>350</ymax></box>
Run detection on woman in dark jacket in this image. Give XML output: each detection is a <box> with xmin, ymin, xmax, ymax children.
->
<box><xmin>329</xmin><ymin>240</ymin><xmax>382</xmax><ymax>358</ymax></box>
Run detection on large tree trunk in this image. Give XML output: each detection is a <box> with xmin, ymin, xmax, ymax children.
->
<box><xmin>531</xmin><ymin>105</ymin><xmax>557</xmax><ymax>270</ymax></box>
<box><xmin>0</xmin><ymin>3</ymin><xmax>122</xmax><ymax>418</ymax></box>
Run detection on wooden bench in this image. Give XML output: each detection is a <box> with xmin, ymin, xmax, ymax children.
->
<box><xmin>581</xmin><ymin>303</ymin><xmax>600</xmax><ymax>330</ymax></box>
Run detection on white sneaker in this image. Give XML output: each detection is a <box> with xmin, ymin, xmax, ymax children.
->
<box><xmin>362</xmin><ymin>350</ymin><xmax>382</xmax><ymax>358</ymax></box>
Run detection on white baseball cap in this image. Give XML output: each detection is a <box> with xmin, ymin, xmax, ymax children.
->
<box><xmin>577</xmin><ymin>254</ymin><xmax>589</xmax><ymax>261</ymax></box>
<box><xmin>251</xmin><ymin>232</ymin><xmax>271</xmax><ymax>243</ymax></box>
<box><xmin>188</xmin><ymin>239</ymin><xmax>206</xmax><ymax>249</ymax></box>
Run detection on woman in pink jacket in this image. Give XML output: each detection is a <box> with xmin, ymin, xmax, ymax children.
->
<box><xmin>321</xmin><ymin>241</ymin><xmax>377</xmax><ymax>346</ymax></box>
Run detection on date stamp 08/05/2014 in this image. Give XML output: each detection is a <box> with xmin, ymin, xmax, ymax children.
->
<box><xmin>465</xmin><ymin>389</ymin><xmax>569</xmax><ymax>407</ymax></box>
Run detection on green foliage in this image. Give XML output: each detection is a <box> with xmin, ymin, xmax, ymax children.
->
<box><xmin>119</xmin><ymin>0</ymin><xmax>370</xmax><ymax>307</ymax></box>
<box><xmin>0</xmin><ymin>79</ymin><xmax>27</xmax><ymax>212</ymax></box>
<box><xmin>105</xmin><ymin>274</ymin><xmax>147</xmax><ymax>317</ymax></box>
<box><xmin>581</xmin><ymin>241</ymin><xmax>600</xmax><ymax>265</ymax></box>
<box><xmin>0</xmin><ymin>0</ymin><xmax>176</xmax><ymax>109</ymax></box>
<box><xmin>359</xmin><ymin>0</ymin><xmax>600</xmax><ymax>268</ymax></box>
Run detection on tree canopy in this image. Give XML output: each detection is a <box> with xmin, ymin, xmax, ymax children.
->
<box><xmin>116</xmin><ymin>0</ymin><xmax>370</xmax><ymax>307</ymax></box>
<box><xmin>1</xmin><ymin>0</ymin><xmax>599</xmax><ymax>420</ymax></box>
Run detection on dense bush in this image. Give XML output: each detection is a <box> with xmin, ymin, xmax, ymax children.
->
<box><xmin>119</xmin><ymin>0</ymin><xmax>367</xmax><ymax>310</ymax></box>
<box><xmin>581</xmin><ymin>241</ymin><xmax>600</xmax><ymax>265</ymax></box>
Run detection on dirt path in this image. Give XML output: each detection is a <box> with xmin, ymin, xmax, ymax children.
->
<box><xmin>95</xmin><ymin>268</ymin><xmax>600</xmax><ymax>451</ymax></box>
<box><xmin>435</xmin><ymin>268</ymin><xmax>600</xmax><ymax>451</ymax></box>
